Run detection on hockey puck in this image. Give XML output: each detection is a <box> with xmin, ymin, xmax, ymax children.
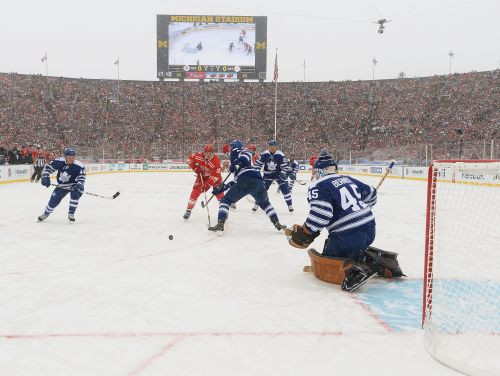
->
<box><xmin>169</xmin><ymin>235</ymin><xmax>173</xmax><ymax>240</ymax></box>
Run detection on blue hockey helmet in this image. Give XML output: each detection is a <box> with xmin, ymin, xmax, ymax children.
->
<box><xmin>314</xmin><ymin>149</ymin><xmax>338</xmax><ymax>170</ymax></box>
<box><xmin>63</xmin><ymin>148</ymin><xmax>76</xmax><ymax>157</ymax></box>
<box><xmin>230</xmin><ymin>140</ymin><xmax>243</xmax><ymax>151</ymax></box>
<box><xmin>268</xmin><ymin>139</ymin><xmax>278</xmax><ymax>146</ymax></box>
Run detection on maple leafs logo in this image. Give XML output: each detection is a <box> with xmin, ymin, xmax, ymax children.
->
<box><xmin>59</xmin><ymin>171</ymin><xmax>71</xmax><ymax>183</ymax></box>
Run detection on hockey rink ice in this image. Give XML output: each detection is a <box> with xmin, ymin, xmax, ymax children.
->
<box><xmin>1</xmin><ymin>172</ymin><xmax>462</xmax><ymax>376</ymax></box>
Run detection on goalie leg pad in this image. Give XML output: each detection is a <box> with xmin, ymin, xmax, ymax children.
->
<box><xmin>307</xmin><ymin>249</ymin><xmax>353</xmax><ymax>285</ymax></box>
<box><xmin>364</xmin><ymin>246</ymin><xmax>406</xmax><ymax>278</ymax></box>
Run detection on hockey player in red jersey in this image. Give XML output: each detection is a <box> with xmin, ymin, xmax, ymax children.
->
<box><xmin>221</xmin><ymin>143</ymin><xmax>231</xmax><ymax>172</ymax></box>
<box><xmin>309</xmin><ymin>155</ymin><xmax>318</xmax><ymax>180</ymax></box>
<box><xmin>183</xmin><ymin>144</ymin><xmax>224</xmax><ymax>220</ymax></box>
<box><xmin>247</xmin><ymin>144</ymin><xmax>259</xmax><ymax>164</ymax></box>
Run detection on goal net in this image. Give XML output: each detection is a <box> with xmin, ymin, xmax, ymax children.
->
<box><xmin>423</xmin><ymin>160</ymin><xmax>500</xmax><ymax>376</ymax></box>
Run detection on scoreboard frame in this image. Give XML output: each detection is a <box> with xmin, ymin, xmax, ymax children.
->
<box><xmin>157</xmin><ymin>15</ymin><xmax>267</xmax><ymax>81</ymax></box>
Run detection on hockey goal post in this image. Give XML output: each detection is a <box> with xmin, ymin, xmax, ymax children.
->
<box><xmin>423</xmin><ymin>159</ymin><xmax>500</xmax><ymax>376</ymax></box>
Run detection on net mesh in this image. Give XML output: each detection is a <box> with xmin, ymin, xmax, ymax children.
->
<box><xmin>423</xmin><ymin>161</ymin><xmax>500</xmax><ymax>376</ymax></box>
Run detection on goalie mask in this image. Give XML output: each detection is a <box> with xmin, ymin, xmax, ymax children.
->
<box><xmin>314</xmin><ymin>149</ymin><xmax>338</xmax><ymax>177</ymax></box>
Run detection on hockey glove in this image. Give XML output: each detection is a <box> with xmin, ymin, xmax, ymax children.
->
<box><xmin>41</xmin><ymin>176</ymin><xmax>50</xmax><ymax>188</ymax></box>
<box><xmin>279</xmin><ymin>171</ymin><xmax>287</xmax><ymax>182</ymax></box>
<box><xmin>73</xmin><ymin>182</ymin><xmax>84</xmax><ymax>193</ymax></box>
<box><xmin>212</xmin><ymin>184</ymin><xmax>225</xmax><ymax>196</ymax></box>
<box><xmin>193</xmin><ymin>166</ymin><xmax>202</xmax><ymax>175</ymax></box>
<box><xmin>285</xmin><ymin>224</ymin><xmax>319</xmax><ymax>249</ymax></box>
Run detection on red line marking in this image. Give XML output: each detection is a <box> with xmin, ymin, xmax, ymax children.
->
<box><xmin>351</xmin><ymin>296</ymin><xmax>394</xmax><ymax>332</ymax></box>
<box><xmin>0</xmin><ymin>330</ymin><xmax>407</xmax><ymax>340</ymax></box>
<box><xmin>125</xmin><ymin>335</ymin><xmax>185</xmax><ymax>376</ymax></box>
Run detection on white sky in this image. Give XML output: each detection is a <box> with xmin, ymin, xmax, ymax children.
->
<box><xmin>1</xmin><ymin>0</ymin><xmax>499</xmax><ymax>82</ymax></box>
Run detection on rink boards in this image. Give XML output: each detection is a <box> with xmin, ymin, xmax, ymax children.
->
<box><xmin>2</xmin><ymin>162</ymin><xmax>498</xmax><ymax>185</ymax></box>
<box><xmin>0</xmin><ymin>162</ymin><xmax>426</xmax><ymax>184</ymax></box>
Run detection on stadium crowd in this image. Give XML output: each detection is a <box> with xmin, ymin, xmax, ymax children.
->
<box><xmin>0</xmin><ymin>70</ymin><xmax>498</xmax><ymax>164</ymax></box>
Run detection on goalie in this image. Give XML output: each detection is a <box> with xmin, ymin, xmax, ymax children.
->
<box><xmin>285</xmin><ymin>150</ymin><xmax>404</xmax><ymax>291</ymax></box>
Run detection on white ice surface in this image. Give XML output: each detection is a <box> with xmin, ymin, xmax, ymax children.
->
<box><xmin>0</xmin><ymin>173</ymin><xmax>460</xmax><ymax>376</ymax></box>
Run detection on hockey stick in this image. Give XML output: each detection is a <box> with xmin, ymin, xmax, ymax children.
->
<box><xmin>201</xmin><ymin>172</ymin><xmax>232</xmax><ymax>208</ymax></box>
<box><xmin>50</xmin><ymin>183</ymin><xmax>120</xmax><ymax>199</ymax></box>
<box><xmin>374</xmin><ymin>160</ymin><xmax>396</xmax><ymax>190</ymax></box>
<box><xmin>296</xmin><ymin>179</ymin><xmax>307</xmax><ymax>185</ymax></box>
<box><xmin>198</xmin><ymin>174</ymin><xmax>211</xmax><ymax>227</ymax></box>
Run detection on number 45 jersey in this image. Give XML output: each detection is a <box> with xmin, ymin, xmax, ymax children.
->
<box><xmin>305</xmin><ymin>174</ymin><xmax>377</xmax><ymax>235</ymax></box>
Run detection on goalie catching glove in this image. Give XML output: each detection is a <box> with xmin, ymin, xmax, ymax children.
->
<box><xmin>285</xmin><ymin>224</ymin><xmax>319</xmax><ymax>249</ymax></box>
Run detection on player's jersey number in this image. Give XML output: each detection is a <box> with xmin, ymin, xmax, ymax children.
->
<box><xmin>339</xmin><ymin>184</ymin><xmax>367</xmax><ymax>212</ymax></box>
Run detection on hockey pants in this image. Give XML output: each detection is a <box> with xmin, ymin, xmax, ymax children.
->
<box><xmin>323</xmin><ymin>223</ymin><xmax>376</xmax><ymax>262</ymax></box>
<box><xmin>187</xmin><ymin>175</ymin><xmax>223</xmax><ymax>210</ymax></box>
<box><xmin>218</xmin><ymin>175</ymin><xmax>278</xmax><ymax>223</ymax></box>
<box><xmin>44</xmin><ymin>187</ymin><xmax>83</xmax><ymax>215</ymax></box>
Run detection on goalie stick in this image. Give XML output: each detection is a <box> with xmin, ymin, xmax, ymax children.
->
<box><xmin>374</xmin><ymin>160</ymin><xmax>395</xmax><ymax>190</ymax></box>
<box><xmin>50</xmin><ymin>183</ymin><xmax>120</xmax><ymax>200</ymax></box>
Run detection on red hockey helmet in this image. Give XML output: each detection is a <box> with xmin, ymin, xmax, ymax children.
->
<box><xmin>222</xmin><ymin>143</ymin><xmax>230</xmax><ymax>154</ymax></box>
<box><xmin>247</xmin><ymin>144</ymin><xmax>257</xmax><ymax>152</ymax></box>
<box><xmin>203</xmin><ymin>144</ymin><xmax>214</xmax><ymax>153</ymax></box>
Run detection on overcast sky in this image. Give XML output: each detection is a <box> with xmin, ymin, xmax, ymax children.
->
<box><xmin>1</xmin><ymin>0</ymin><xmax>499</xmax><ymax>82</ymax></box>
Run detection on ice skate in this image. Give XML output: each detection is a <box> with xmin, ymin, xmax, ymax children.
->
<box><xmin>271</xmin><ymin>218</ymin><xmax>287</xmax><ymax>231</ymax></box>
<box><xmin>183</xmin><ymin>209</ymin><xmax>192</xmax><ymax>220</ymax></box>
<box><xmin>208</xmin><ymin>221</ymin><xmax>224</xmax><ymax>232</ymax></box>
<box><xmin>68</xmin><ymin>213</ymin><xmax>75</xmax><ymax>222</ymax></box>
<box><xmin>252</xmin><ymin>204</ymin><xmax>259</xmax><ymax>212</ymax></box>
<box><xmin>37</xmin><ymin>212</ymin><xmax>50</xmax><ymax>222</ymax></box>
<box><xmin>288</xmin><ymin>205</ymin><xmax>294</xmax><ymax>212</ymax></box>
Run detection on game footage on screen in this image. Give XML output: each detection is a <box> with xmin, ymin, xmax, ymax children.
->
<box><xmin>168</xmin><ymin>22</ymin><xmax>256</xmax><ymax>66</ymax></box>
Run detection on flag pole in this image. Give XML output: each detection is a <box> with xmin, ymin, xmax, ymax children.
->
<box><xmin>274</xmin><ymin>48</ymin><xmax>278</xmax><ymax>140</ymax></box>
<box><xmin>116</xmin><ymin>58</ymin><xmax>120</xmax><ymax>103</ymax></box>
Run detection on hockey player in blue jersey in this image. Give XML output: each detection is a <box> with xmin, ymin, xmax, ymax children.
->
<box><xmin>286</xmin><ymin>158</ymin><xmax>299</xmax><ymax>191</ymax></box>
<box><xmin>278</xmin><ymin>158</ymin><xmax>299</xmax><ymax>194</ymax></box>
<box><xmin>253</xmin><ymin>140</ymin><xmax>294</xmax><ymax>212</ymax></box>
<box><xmin>37</xmin><ymin>148</ymin><xmax>86</xmax><ymax>222</ymax></box>
<box><xmin>285</xmin><ymin>150</ymin><xmax>403</xmax><ymax>291</ymax></box>
<box><xmin>208</xmin><ymin>140</ymin><xmax>286</xmax><ymax>232</ymax></box>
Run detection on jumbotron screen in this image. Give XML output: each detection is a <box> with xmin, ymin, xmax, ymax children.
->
<box><xmin>157</xmin><ymin>15</ymin><xmax>267</xmax><ymax>80</ymax></box>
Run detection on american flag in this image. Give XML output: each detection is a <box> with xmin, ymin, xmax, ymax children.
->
<box><xmin>273</xmin><ymin>52</ymin><xmax>278</xmax><ymax>82</ymax></box>
<box><xmin>114</xmin><ymin>58</ymin><xmax>120</xmax><ymax>65</ymax></box>
<box><xmin>372</xmin><ymin>57</ymin><xmax>378</xmax><ymax>65</ymax></box>
<box><xmin>41</xmin><ymin>53</ymin><xmax>47</xmax><ymax>62</ymax></box>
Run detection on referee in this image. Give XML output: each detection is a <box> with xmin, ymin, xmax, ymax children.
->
<box><xmin>31</xmin><ymin>154</ymin><xmax>46</xmax><ymax>182</ymax></box>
